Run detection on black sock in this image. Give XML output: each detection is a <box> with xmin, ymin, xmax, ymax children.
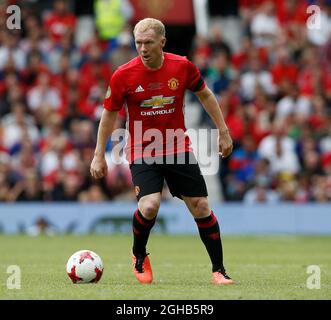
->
<box><xmin>195</xmin><ymin>211</ymin><xmax>225</xmax><ymax>273</ymax></box>
<box><xmin>132</xmin><ymin>209</ymin><xmax>156</xmax><ymax>256</ymax></box>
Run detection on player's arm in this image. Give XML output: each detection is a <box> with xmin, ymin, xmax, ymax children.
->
<box><xmin>91</xmin><ymin>68</ymin><xmax>125</xmax><ymax>179</ymax></box>
<box><xmin>194</xmin><ymin>86</ymin><xmax>233</xmax><ymax>158</ymax></box>
<box><xmin>90</xmin><ymin>109</ymin><xmax>118</xmax><ymax>179</ymax></box>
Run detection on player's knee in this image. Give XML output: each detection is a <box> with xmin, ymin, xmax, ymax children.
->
<box><xmin>192</xmin><ymin>197</ymin><xmax>210</xmax><ymax>218</ymax></box>
<box><xmin>139</xmin><ymin>200</ymin><xmax>160</xmax><ymax>219</ymax></box>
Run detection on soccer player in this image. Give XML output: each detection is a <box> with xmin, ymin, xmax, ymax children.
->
<box><xmin>90</xmin><ymin>18</ymin><xmax>234</xmax><ymax>285</ymax></box>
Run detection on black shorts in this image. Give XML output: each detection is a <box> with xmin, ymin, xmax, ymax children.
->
<box><xmin>130</xmin><ymin>152</ymin><xmax>208</xmax><ymax>200</ymax></box>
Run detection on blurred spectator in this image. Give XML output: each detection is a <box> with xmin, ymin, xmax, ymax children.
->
<box><xmin>21</xmin><ymin>50</ymin><xmax>50</xmax><ymax>89</ymax></box>
<box><xmin>295</xmin><ymin>173</ymin><xmax>312</xmax><ymax>203</ymax></box>
<box><xmin>311</xmin><ymin>175</ymin><xmax>330</xmax><ymax>202</ymax></box>
<box><xmin>276</xmin><ymin>0</ymin><xmax>307</xmax><ymax>27</ymax></box>
<box><xmin>228</xmin><ymin>134</ymin><xmax>260</xmax><ymax>185</ymax></box>
<box><xmin>0</xmin><ymin>152</ymin><xmax>21</xmax><ymax>202</ymax></box>
<box><xmin>257</xmin><ymin>121</ymin><xmax>301</xmax><ymax>187</ymax></box>
<box><xmin>209</xmin><ymin>51</ymin><xmax>233</xmax><ymax>96</ymax></box>
<box><xmin>109</xmin><ymin>30</ymin><xmax>136</xmax><ymax>70</ymax></box>
<box><xmin>258</xmin><ymin>121</ymin><xmax>296</xmax><ymax>161</ymax></box>
<box><xmin>47</xmin><ymin>33</ymin><xmax>81</xmax><ymax>74</ymax></box>
<box><xmin>320</xmin><ymin>126</ymin><xmax>331</xmax><ymax>154</ymax></box>
<box><xmin>250</xmin><ymin>1</ymin><xmax>280</xmax><ymax>47</ymax></box>
<box><xmin>208</xmin><ymin>24</ymin><xmax>232</xmax><ymax>58</ymax></box>
<box><xmin>243</xmin><ymin>181</ymin><xmax>280</xmax><ymax>204</ymax></box>
<box><xmin>105</xmin><ymin>153</ymin><xmax>133</xmax><ymax>200</ymax></box>
<box><xmin>1</xmin><ymin>103</ymin><xmax>40</xmax><ymax>152</ymax></box>
<box><xmin>247</xmin><ymin>88</ymin><xmax>274</xmax><ymax>144</ymax></box>
<box><xmin>0</xmin><ymin>153</ymin><xmax>13</xmax><ymax>202</ymax></box>
<box><xmin>231</xmin><ymin>36</ymin><xmax>268</xmax><ymax>71</ymax></box>
<box><xmin>16</xmin><ymin>170</ymin><xmax>44</xmax><ymax>201</ymax></box>
<box><xmin>276</xmin><ymin>173</ymin><xmax>298</xmax><ymax>201</ymax></box>
<box><xmin>20</xmin><ymin>14</ymin><xmax>52</xmax><ymax>59</ymax></box>
<box><xmin>78</xmin><ymin>79</ymin><xmax>107</xmax><ymax>119</ymax></box>
<box><xmin>11</xmin><ymin>136</ymin><xmax>38</xmax><ymax>176</ymax></box>
<box><xmin>199</xmin><ymin>51</ymin><xmax>233</xmax><ymax>126</ymax></box>
<box><xmin>79</xmin><ymin>184</ymin><xmax>109</xmax><ymax>202</ymax></box>
<box><xmin>51</xmin><ymin>172</ymin><xmax>82</xmax><ymax>201</ymax></box>
<box><xmin>190</xmin><ymin>34</ymin><xmax>212</xmax><ymax>75</ymax></box>
<box><xmin>94</xmin><ymin>0</ymin><xmax>133</xmax><ymax>45</ymax></box>
<box><xmin>43</xmin><ymin>0</ymin><xmax>76</xmax><ymax>45</ymax></box>
<box><xmin>69</xmin><ymin>119</ymin><xmax>95</xmax><ymax>150</ymax></box>
<box><xmin>219</xmin><ymin>89</ymin><xmax>245</xmax><ymax>143</ymax></box>
<box><xmin>270</xmin><ymin>46</ymin><xmax>298</xmax><ymax>93</ymax></box>
<box><xmin>254</xmin><ymin>158</ymin><xmax>273</xmax><ymax>188</ymax></box>
<box><xmin>27</xmin><ymin>72</ymin><xmax>62</xmax><ymax>113</ymax></box>
<box><xmin>79</xmin><ymin>43</ymin><xmax>112</xmax><ymax>110</ymax></box>
<box><xmin>240</xmin><ymin>52</ymin><xmax>277</xmax><ymax>101</ymax></box>
<box><xmin>275</xmin><ymin>83</ymin><xmax>311</xmax><ymax>121</ymax></box>
<box><xmin>0</xmin><ymin>30</ymin><xmax>26</xmax><ymax>71</ymax></box>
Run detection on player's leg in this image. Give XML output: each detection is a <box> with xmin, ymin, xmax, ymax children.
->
<box><xmin>182</xmin><ymin>196</ymin><xmax>233</xmax><ymax>284</ymax></box>
<box><xmin>133</xmin><ymin>192</ymin><xmax>161</xmax><ymax>257</ymax></box>
<box><xmin>130</xmin><ymin>162</ymin><xmax>164</xmax><ymax>284</ymax></box>
<box><xmin>163</xmin><ymin>152</ymin><xmax>233</xmax><ymax>284</ymax></box>
<box><xmin>131</xmin><ymin>192</ymin><xmax>161</xmax><ymax>284</ymax></box>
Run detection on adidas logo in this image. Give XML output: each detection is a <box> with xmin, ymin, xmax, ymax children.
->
<box><xmin>135</xmin><ymin>85</ymin><xmax>144</xmax><ymax>92</ymax></box>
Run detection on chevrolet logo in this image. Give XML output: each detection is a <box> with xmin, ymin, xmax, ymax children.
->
<box><xmin>140</xmin><ymin>95</ymin><xmax>175</xmax><ymax>109</ymax></box>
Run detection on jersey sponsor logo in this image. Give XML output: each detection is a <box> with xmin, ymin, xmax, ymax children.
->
<box><xmin>140</xmin><ymin>95</ymin><xmax>175</xmax><ymax>109</ymax></box>
<box><xmin>135</xmin><ymin>85</ymin><xmax>145</xmax><ymax>92</ymax></box>
<box><xmin>168</xmin><ymin>77</ymin><xmax>179</xmax><ymax>90</ymax></box>
<box><xmin>141</xmin><ymin>108</ymin><xmax>175</xmax><ymax>116</ymax></box>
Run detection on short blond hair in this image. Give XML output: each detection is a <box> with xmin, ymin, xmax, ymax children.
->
<box><xmin>133</xmin><ymin>18</ymin><xmax>166</xmax><ymax>38</ymax></box>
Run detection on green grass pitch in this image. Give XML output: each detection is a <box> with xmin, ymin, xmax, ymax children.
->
<box><xmin>0</xmin><ymin>234</ymin><xmax>330</xmax><ymax>300</ymax></box>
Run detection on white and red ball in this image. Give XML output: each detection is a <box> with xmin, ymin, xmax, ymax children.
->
<box><xmin>66</xmin><ymin>250</ymin><xmax>104</xmax><ymax>284</ymax></box>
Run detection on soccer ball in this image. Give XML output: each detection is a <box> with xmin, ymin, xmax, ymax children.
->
<box><xmin>66</xmin><ymin>250</ymin><xmax>104</xmax><ymax>284</ymax></box>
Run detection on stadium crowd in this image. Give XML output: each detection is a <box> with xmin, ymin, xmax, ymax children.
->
<box><xmin>0</xmin><ymin>0</ymin><xmax>331</xmax><ymax>203</ymax></box>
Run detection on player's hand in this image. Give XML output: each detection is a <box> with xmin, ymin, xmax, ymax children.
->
<box><xmin>90</xmin><ymin>156</ymin><xmax>108</xmax><ymax>179</ymax></box>
<box><xmin>218</xmin><ymin>129</ymin><xmax>233</xmax><ymax>158</ymax></box>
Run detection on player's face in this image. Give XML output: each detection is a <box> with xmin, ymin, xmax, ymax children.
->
<box><xmin>135</xmin><ymin>29</ymin><xmax>165</xmax><ymax>69</ymax></box>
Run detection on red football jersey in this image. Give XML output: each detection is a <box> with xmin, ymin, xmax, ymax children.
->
<box><xmin>104</xmin><ymin>52</ymin><xmax>205</xmax><ymax>163</ymax></box>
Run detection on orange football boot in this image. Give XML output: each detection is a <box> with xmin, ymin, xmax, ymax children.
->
<box><xmin>132</xmin><ymin>253</ymin><xmax>153</xmax><ymax>284</ymax></box>
<box><xmin>212</xmin><ymin>271</ymin><xmax>234</xmax><ymax>285</ymax></box>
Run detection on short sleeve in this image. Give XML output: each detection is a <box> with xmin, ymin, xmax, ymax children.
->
<box><xmin>103</xmin><ymin>69</ymin><xmax>125</xmax><ymax>111</ymax></box>
<box><xmin>186</xmin><ymin>59</ymin><xmax>206</xmax><ymax>92</ymax></box>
